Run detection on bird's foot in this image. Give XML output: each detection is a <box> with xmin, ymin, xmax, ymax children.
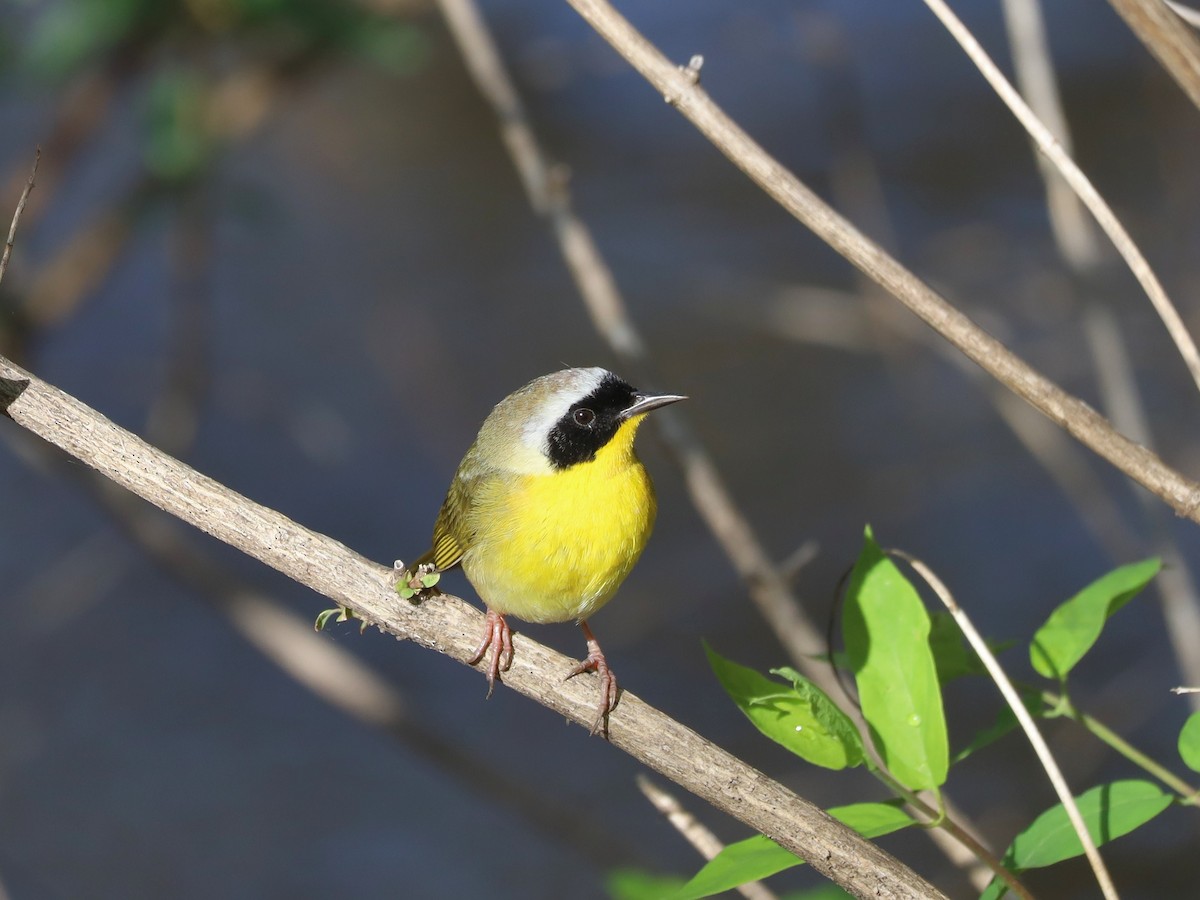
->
<box><xmin>468</xmin><ymin>609</ymin><xmax>513</xmax><ymax>699</ymax></box>
<box><xmin>565</xmin><ymin>621</ymin><xmax>619</xmax><ymax>738</ymax></box>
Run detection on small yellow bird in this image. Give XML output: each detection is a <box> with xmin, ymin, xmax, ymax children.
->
<box><xmin>408</xmin><ymin>367</ymin><xmax>684</xmax><ymax>736</ymax></box>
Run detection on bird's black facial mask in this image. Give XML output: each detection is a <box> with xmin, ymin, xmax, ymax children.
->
<box><xmin>546</xmin><ymin>374</ymin><xmax>638</xmax><ymax>469</ymax></box>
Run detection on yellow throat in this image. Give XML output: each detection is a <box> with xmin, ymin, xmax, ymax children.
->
<box><xmin>462</xmin><ymin>415</ymin><xmax>656</xmax><ymax>624</ymax></box>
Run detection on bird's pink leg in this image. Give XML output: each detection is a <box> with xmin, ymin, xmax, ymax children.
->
<box><xmin>565</xmin><ymin>620</ymin><xmax>619</xmax><ymax>738</ymax></box>
<box><xmin>468</xmin><ymin>608</ymin><xmax>513</xmax><ymax>699</ymax></box>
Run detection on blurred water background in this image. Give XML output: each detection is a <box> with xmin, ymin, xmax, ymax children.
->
<box><xmin>2</xmin><ymin>1</ymin><xmax>1199</xmax><ymax>897</ymax></box>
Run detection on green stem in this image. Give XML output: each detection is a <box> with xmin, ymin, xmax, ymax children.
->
<box><xmin>1045</xmin><ymin>691</ymin><xmax>1200</xmax><ymax>804</ymax></box>
<box><xmin>872</xmin><ymin>767</ymin><xmax>1034</xmax><ymax>900</ymax></box>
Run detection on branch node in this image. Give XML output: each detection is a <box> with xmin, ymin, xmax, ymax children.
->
<box><xmin>664</xmin><ymin>54</ymin><xmax>704</xmax><ymax>104</ymax></box>
<box><xmin>545</xmin><ymin>162</ymin><xmax>573</xmax><ymax>206</ymax></box>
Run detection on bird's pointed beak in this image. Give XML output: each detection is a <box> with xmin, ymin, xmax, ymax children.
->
<box><xmin>621</xmin><ymin>391</ymin><xmax>687</xmax><ymax>419</ymax></box>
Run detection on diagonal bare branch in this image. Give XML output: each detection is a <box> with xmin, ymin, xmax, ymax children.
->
<box><xmin>0</xmin><ymin>353</ymin><xmax>946</xmax><ymax>900</ymax></box>
<box><xmin>559</xmin><ymin>0</ymin><xmax>1200</xmax><ymax>526</ymax></box>
<box><xmin>925</xmin><ymin>0</ymin><xmax>1200</xmax><ymax>401</ymax></box>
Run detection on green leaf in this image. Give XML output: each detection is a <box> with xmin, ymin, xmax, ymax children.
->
<box><xmin>670</xmin><ymin>835</ymin><xmax>794</xmax><ymax>900</ymax></box>
<box><xmin>928</xmin><ymin>610</ymin><xmax>979</xmax><ymax>684</ymax></box>
<box><xmin>951</xmin><ymin>689</ymin><xmax>1045</xmax><ymax>764</ymax></box>
<box><xmin>669</xmin><ymin>802</ymin><xmax>914</xmax><ymax>900</ymax></box>
<box><xmin>606</xmin><ymin>868</ymin><xmax>686</xmax><ymax>900</ymax></box>
<box><xmin>420</xmin><ymin>571</ymin><xmax>441</xmax><ymax>589</ymax></box>
<box><xmin>1179</xmin><ymin>712</ymin><xmax>1200</xmax><ymax>773</ymax></box>
<box><xmin>314</xmin><ymin>606</ymin><xmax>353</xmax><ymax>631</ymax></box>
<box><xmin>843</xmin><ymin>527</ymin><xmax>948</xmax><ymax>791</ymax></box>
<box><xmin>927</xmin><ymin>612</ymin><xmax>1016</xmax><ymax>685</ymax></box>
<box><xmin>705</xmin><ymin>646</ymin><xmax>864</xmax><ymax>769</ymax></box>
<box><xmin>1030</xmin><ymin>559</ymin><xmax>1161</xmax><ymax>682</ymax></box>
<box><xmin>1004</xmin><ymin>779</ymin><xmax>1172</xmax><ymax>871</ymax></box>
<box><xmin>828</xmin><ymin>800</ymin><xmax>917</xmax><ymax>839</ymax></box>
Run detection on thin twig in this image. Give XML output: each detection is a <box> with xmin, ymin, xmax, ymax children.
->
<box><xmin>2</xmin><ymin>305</ymin><xmax>643</xmax><ymax>862</ymax></box>
<box><xmin>1000</xmin><ymin>0</ymin><xmax>1103</xmax><ymax>270</ymax></box>
<box><xmin>894</xmin><ymin>551</ymin><xmax>1119</xmax><ymax>900</ymax></box>
<box><xmin>0</xmin><ymin>355</ymin><xmax>947</xmax><ymax>900</ymax></box>
<box><xmin>636</xmin><ymin>776</ymin><xmax>778</xmax><ymax>900</ymax></box>
<box><xmin>769</xmin><ymin>287</ymin><xmax>1144</xmax><ymax>564</ymax></box>
<box><xmin>1002</xmin><ymin>0</ymin><xmax>1200</xmax><ymax>703</ymax></box>
<box><xmin>1083</xmin><ymin>307</ymin><xmax>1200</xmax><ymax>700</ymax></box>
<box><xmin>924</xmin><ymin>0</ymin><xmax>1200</xmax><ymax>397</ymax></box>
<box><xmin>870</xmin><ymin>769</ymin><xmax>1034</xmax><ymax>900</ymax></box>
<box><xmin>0</xmin><ymin>149</ymin><xmax>39</xmax><ymax>289</ymax></box>
<box><xmin>1043</xmin><ymin>690</ymin><xmax>1200</xmax><ymax>803</ymax></box>
<box><xmin>1108</xmin><ymin>0</ymin><xmax>1200</xmax><ymax>109</ymax></box>
<box><xmin>559</xmin><ymin>0</ymin><xmax>1200</xmax><ymax>525</ymax></box>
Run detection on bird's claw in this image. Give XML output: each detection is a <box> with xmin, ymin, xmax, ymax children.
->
<box><xmin>469</xmin><ymin>609</ymin><xmax>513</xmax><ymax>698</ymax></box>
<box><xmin>565</xmin><ymin>622</ymin><xmax>619</xmax><ymax>738</ymax></box>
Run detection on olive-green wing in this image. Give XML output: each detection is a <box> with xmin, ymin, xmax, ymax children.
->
<box><xmin>410</xmin><ymin>474</ymin><xmax>479</xmax><ymax>573</ymax></box>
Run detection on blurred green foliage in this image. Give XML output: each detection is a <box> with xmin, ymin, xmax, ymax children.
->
<box><xmin>12</xmin><ymin>0</ymin><xmax>430</xmax><ymax>186</ymax></box>
<box><xmin>20</xmin><ymin>0</ymin><xmax>430</xmax><ymax>78</ymax></box>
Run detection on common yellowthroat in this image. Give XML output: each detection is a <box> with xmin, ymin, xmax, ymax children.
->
<box><xmin>407</xmin><ymin>367</ymin><xmax>685</xmax><ymax>736</ymax></box>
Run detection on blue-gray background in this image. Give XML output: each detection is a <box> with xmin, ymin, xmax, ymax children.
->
<box><xmin>2</xmin><ymin>1</ymin><xmax>1199</xmax><ymax>897</ymax></box>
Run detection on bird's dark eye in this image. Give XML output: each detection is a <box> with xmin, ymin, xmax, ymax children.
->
<box><xmin>573</xmin><ymin>407</ymin><xmax>596</xmax><ymax>427</ymax></box>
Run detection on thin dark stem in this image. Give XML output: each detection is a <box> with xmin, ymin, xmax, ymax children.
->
<box><xmin>0</xmin><ymin>148</ymin><xmax>39</xmax><ymax>289</ymax></box>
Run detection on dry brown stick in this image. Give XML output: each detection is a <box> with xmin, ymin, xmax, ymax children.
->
<box><xmin>636</xmin><ymin>776</ymin><xmax>779</xmax><ymax>900</ymax></box>
<box><xmin>7</xmin><ymin>426</ymin><xmax>644</xmax><ymax>870</ymax></box>
<box><xmin>0</xmin><ymin>149</ymin><xmax>39</xmax><ymax>289</ymax></box>
<box><xmin>0</xmin><ymin>356</ymin><xmax>947</xmax><ymax>900</ymax></box>
<box><xmin>2</xmin><ymin>169</ymin><xmax>645</xmax><ymax>870</ymax></box>
<box><xmin>1108</xmin><ymin>0</ymin><xmax>1200</xmax><ymax>110</ymax></box>
<box><xmin>561</xmin><ymin>0</ymin><xmax>1200</xmax><ymax>524</ymax></box>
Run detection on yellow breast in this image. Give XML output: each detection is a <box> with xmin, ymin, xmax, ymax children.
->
<box><xmin>462</xmin><ymin>418</ymin><xmax>656</xmax><ymax>624</ymax></box>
